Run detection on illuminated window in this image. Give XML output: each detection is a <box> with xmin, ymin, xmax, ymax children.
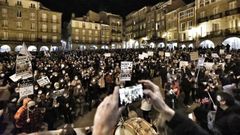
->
<box><xmin>82</xmin><ymin>29</ymin><xmax>85</xmax><ymax>35</ymax></box>
<box><xmin>89</xmin><ymin>30</ymin><xmax>92</xmax><ymax>35</ymax></box>
<box><xmin>18</xmin><ymin>33</ymin><xmax>23</xmax><ymax>40</ymax></box>
<box><xmin>229</xmin><ymin>1</ymin><xmax>237</xmax><ymax>10</ymax></box>
<box><xmin>17</xmin><ymin>22</ymin><xmax>22</xmax><ymax>29</ymax></box>
<box><xmin>52</xmin><ymin>36</ymin><xmax>57</xmax><ymax>42</ymax></box>
<box><xmin>30</xmin><ymin>13</ymin><xmax>35</xmax><ymax>20</ymax></box>
<box><xmin>212</xmin><ymin>23</ymin><xmax>220</xmax><ymax>31</ymax></box>
<box><xmin>213</xmin><ymin>7</ymin><xmax>219</xmax><ymax>14</ymax></box>
<box><xmin>2</xmin><ymin>20</ymin><xmax>8</xmax><ymax>27</ymax></box>
<box><xmin>200</xmin><ymin>11</ymin><xmax>205</xmax><ymax>18</ymax></box>
<box><xmin>42</xmin><ymin>13</ymin><xmax>47</xmax><ymax>21</ymax></box>
<box><xmin>52</xmin><ymin>15</ymin><xmax>57</xmax><ymax>22</ymax></box>
<box><xmin>75</xmin><ymin>36</ymin><xmax>79</xmax><ymax>41</ymax></box>
<box><xmin>42</xmin><ymin>24</ymin><xmax>47</xmax><ymax>32</ymax></box>
<box><xmin>75</xmin><ymin>29</ymin><xmax>79</xmax><ymax>33</ymax></box>
<box><xmin>31</xmin><ymin>23</ymin><xmax>35</xmax><ymax>30</ymax></box>
<box><xmin>2</xmin><ymin>8</ymin><xmax>7</xmax><ymax>17</ymax></box>
<box><xmin>42</xmin><ymin>35</ymin><xmax>47</xmax><ymax>41</ymax></box>
<box><xmin>30</xmin><ymin>34</ymin><xmax>36</xmax><ymax>41</ymax></box>
<box><xmin>52</xmin><ymin>25</ymin><xmax>57</xmax><ymax>32</ymax></box>
<box><xmin>181</xmin><ymin>22</ymin><xmax>186</xmax><ymax>31</ymax></box>
<box><xmin>3</xmin><ymin>32</ymin><xmax>8</xmax><ymax>40</ymax></box>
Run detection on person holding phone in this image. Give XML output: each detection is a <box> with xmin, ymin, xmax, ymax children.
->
<box><xmin>93</xmin><ymin>80</ymin><xmax>209</xmax><ymax>135</ymax></box>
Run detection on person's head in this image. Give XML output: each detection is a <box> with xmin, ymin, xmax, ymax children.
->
<box><xmin>27</xmin><ymin>101</ymin><xmax>36</xmax><ymax>111</ymax></box>
<box><xmin>216</xmin><ymin>92</ymin><xmax>235</xmax><ymax>110</ymax></box>
<box><xmin>60</xmin><ymin>125</ymin><xmax>77</xmax><ymax>135</ymax></box>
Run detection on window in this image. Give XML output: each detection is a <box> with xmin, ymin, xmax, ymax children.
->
<box><xmin>213</xmin><ymin>7</ymin><xmax>219</xmax><ymax>14</ymax></box>
<box><xmin>82</xmin><ymin>22</ymin><xmax>85</xmax><ymax>28</ymax></box>
<box><xmin>42</xmin><ymin>35</ymin><xmax>47</xmax><ymax>41</ymax></box>
<box><xmin>200</xmin><ymin>0</ymin><xmax>204</xmax><ymax>7</ymax></box>
<box><xmin>95</xmin><ymin>31</ymin><xmax>98</xmax><ymax>35</ymax></box>
<box><xmin>52</xmin><ymin>15</ymin><xmax>57</xmax><ymax>22</ymax></box>
<box><xmin>30</xmin><ymin>3</ymin><xmax>35</xmax><ymax>8</ymax></box>
<box><xmin>200</xmin><ymin>11</ymin><xmax>205</xmax><ymax>18</ymax></box>
<box><xmin>2</xmin><ymin>20</ymin><xmax>8</xmax><ymax>27</ymax></box>
<box><xmin>181</xmin><ymin>22</ymin><xmax>186</xmax><ymax>31</ymax></box>
<box><xmin>42</xmin><ymin>13</ymin><xmax>47</xmax><ymax>21</ymax></box>
<box><xmin>211</xmin><ymin>0</ymin><xmax>216</xmax><ymax>2</ymax></box>
<box><xmin>229</xmin><ymin>1</ymin><xmax>237</xmax><ymax>10</ymax></box>
<box><xmin>42</xmin><ymin>24</ymin><xmax>47</xmax><ymax>32</ymax></box>
<box><xmin>82</xmin><ymin>29</ymin><xmax>85</xmax><ymax>35</ymax></box>
<box><xmin>75</xmin><ymin>36</ymin><xmax>79</xmax><ymax>41</ymax></box>
<box><xmin>212</xmin><ymin>23</ymin><xmax>220</xmax><ymax>31</ymax></box>
<box><xmin>17</xmin><ymin>22</ymin><xmax>22</xmax><ymax>29</ymax></box>
<box><xmin>2</xmin><ymin>8</ymin><xmax>7</xmax><ymax>17</ymax></box>
<box><xmin>17</xmin><ymin>10</ymin><xmax>21</xmax><ymax>18</ymax></box>
<box><xmin>52</xmin><ymin>36</ymin><xmax>57</xmax><ymax>42</ymax></box>
<box><xmin>30</xmin><ymin>13</ymin><xmax>35</xmax><ymax>20</ymax></box>
<box><xmin>89</xmin><ymin>37</ymin><xmax>92</xmax><ymax>41</ymax></box>
<box><xmin>18</xmin><ymin>33</ymin><xmax>23</xmax><ymax>40</ymax></box>
<box><xmin>82</xmin><ymin>36</ymin><xmax>85</xmax><ymax>41</ymax></box>
<box><xmin>3</xmin><ymin>32</ymin><xmax>8</xmax><ymax>40</ymax></box>
<box><xmin>16</xmin><ymin>0</ymin><xmax>22</xmax><ymax>6</ymax></box>
<box><xmin>89</xmin><ymin>30</ymin><xmax>92</xmax><ymax>35</ymax></box>
<box><xmin>30</xmin><ymin>34</ymin><xmax>36</xmax><ymax>41</ymax></box>
<box><xmin>188</xmin><ymin>21</ymin><xmax>193</xmax><ymax>29</ymax></box>
<box><xmin>205</xmin><ymin>0</ymin><xmax>210</xmax><ymax>5</ymax></box>
<box><xmin>31</xmin><ymin>23</ymin><xmax>35</xmax><ymax>30</ymax></box>
<box><xmin>75</xmin><ymin>29</ymin><xmax>79</xmax><ymax>33</ymax></box>
<box><xmin>52</xmin><ymin>25</ymin><xmax>57</xmax><ymax>32</ymax></box>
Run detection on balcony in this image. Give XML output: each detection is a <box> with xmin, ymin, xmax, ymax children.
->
<box><xmin>209</xmin><ymin>13</ymin><xmax>223</xmax><ymax>20</ymax></box>
<box><xmin>225</xmin><ymin>27</ymin><xmax>240</xmax><ymax>35</ymax></box>
<box><xmin>197</xmin><ymin>17</ymin><xmax>208</xmax><ymax>23</ymax></box>
<box><xmin>225</xmin><ymin>7</ymin><xmax>240</xmax><ymax>16</ymax></box>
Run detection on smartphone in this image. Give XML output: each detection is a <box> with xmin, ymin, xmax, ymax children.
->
<box><xmin>119</xmin><ymin>84</ymin><xmax>144</xmax><ymax>106</ymax></box>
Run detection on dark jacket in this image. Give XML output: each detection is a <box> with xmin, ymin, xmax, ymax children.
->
<box><xmin>167</xmin><ymin>112</ymin><xmax>209</xmax><ymax>135</ymax></box>
<box><xmin>215</xmin><ymin>105</ymin><xmax>240</xmax><ymax>135</ymax></box>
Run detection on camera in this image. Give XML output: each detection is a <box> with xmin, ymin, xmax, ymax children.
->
<box><xmin>119</xmin><ymin>84</ymin><xmax>143</xmax><ymax>106</ymax></box>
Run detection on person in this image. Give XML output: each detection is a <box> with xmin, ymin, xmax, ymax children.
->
<box><xmin>93</xmin><ymin>80</ymin><xmax>209</xmax><ymax>135</ymax></box>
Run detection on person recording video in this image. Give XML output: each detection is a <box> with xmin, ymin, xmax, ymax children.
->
<box><xmin>92</xmin><ymin>80</ymin><xmax>209</xmax><ymax>135</ymax></box>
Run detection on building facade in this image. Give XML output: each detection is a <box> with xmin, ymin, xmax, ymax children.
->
<box><xmin>0</xmin><ymin>0</ymin><xmax>62</xmax><ymax>52</ymax></box>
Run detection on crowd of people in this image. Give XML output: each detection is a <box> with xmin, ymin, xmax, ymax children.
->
<box><xmin>0</xmin><ymin>45</ymin><xmax>240</xmax><ymax>135</ymax></box>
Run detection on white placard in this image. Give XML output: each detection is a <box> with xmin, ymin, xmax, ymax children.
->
<box><xmin>226</xmin><ymin>55</ymin><xmax>232</xmax><ymax>59</ymax></box>
<box><xmin>219</xmin><ymin>49</ymin><xmax>225</xmax><ymax>55</ymax></box>
<box><xmin>204</xmin><ymin>62</ymin><xmax>214</xmax><ymax>70</ymax></box>
<box><xmin>120</xmin><ymin>61</ymin><xmax>133</xmax><ymax>81</ymax></box>
<box><xmin>104</xmin><ymin>53</ymin><xmax>111</xmax><ymax>57</ymax></box>
<box><xmin>37</xmin><ymin>76</ymin><xmax>50</xmax><ymax>87</ymax></box>
<box><xmin>142</xmin><ymin>53</ymin><xmax>149</xmax><ymax>58</ymax></box>
<box><xmin>19</xmin><ymin>85</ymin><xmax>34</xmax><ymax>98</ymax></box>
<box><xmin>9</xmin><ymin>74</ymin><xmax>21</xmax><ymax>82</ymax></box>
<box><xmin>147</xmin><ymin>51</ymin><xmax>154</xmax><ymax>56</ymax></box>
<box><xmin>16</xmin><ymin>55</ymin><xmax>33</xmax><ymax>79</ymax></box>
<box><xmin>138</xmin><ymin>54</ymin><xmax>144</xmax><ymax>60</ymax></box>
<box><xmin>190</xmin><ymin>52</ymin><xmax>199</xmax><ymax>61</ymax></box>
<box><xmin>197</xmin><ymin>57</ymin><xmax>205</xmax><ymax>67</ymax></box>
<box><xmin>165</xmin><ymin>52</ymin><xmax>171</xmax><ymax>57</ymax></box>
<box><xmin>211</xmin><ymin>53</ymin><xmax>219</xmax><ymax>58</ymax></box>
<box><xmin>179</xmin><ymin>61</ymin><xmax>189</xmax><ymax>68</ymax></box>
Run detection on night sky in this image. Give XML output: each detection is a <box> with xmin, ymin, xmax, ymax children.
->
<box><xmin>36</xmin><ymin>0</ymin><xmax>193</xmax><ymax>22</ymax></box>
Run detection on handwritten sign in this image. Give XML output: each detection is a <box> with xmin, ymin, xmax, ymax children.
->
<box><xmin>120</xmin><ymin>61</ymin><xmax>133</xmax><ymax>81</ymax></box>
<box><xmin>19</xmin><ymin>85</ymin><xmax>34</xmax><ymax>98</ymax></box>
<box><xmin>37</xmin><ymin>76</ymin><xmax>50</xmax><ymax>87</ymax></box>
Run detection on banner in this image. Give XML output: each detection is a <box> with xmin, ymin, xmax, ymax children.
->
<box><xmin>190</xmin><ymin>52</ymin><xmax>199</xmax><ymax>61</ymax></box>
<box><xmin>147</xmin><ymin>51</ymin><xmax>154</xmax><ymax>56</ymax></box>
<box><xmin>37</xmin><ymin>76</ymin><xmax>50</xmax><ymax>87</ymax></box>
<box><xmin>16</xmin><ymin>56</ymin><xmax>33</xmax><ymax>79</ymax></box>
<box><xmin>19</xmin><ymin>84</ymin><xmax>34</xmax><ymax>98</ymax></box>
<box><xmin>165</xmin><ymin>52</ymin><xmax>171</xmax><ymax>57</ymax></box>
<box><xmin>120</xmin><ymin>61</ymin><xmax>133</xmax><ymax>81</ymax></box>
<box><xmin>179</xmin><ymin>61</ymin><xmax>189</xmax><ymax>68</ymax></box>
<box><xmin>197</xmin><ymin>57</ymin><xmax>205</xmax><ymax>67</ymax></box>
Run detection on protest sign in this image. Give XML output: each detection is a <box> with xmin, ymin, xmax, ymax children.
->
<box><xmin>219</xmin><ymin>49</ymin><xmax>225</xmax><ymax>55</ymax></box>
<box><xmin>165</xmin><ymin>52</ymin><xmax>171</xmax><ymax>57</ymax></box>
<box><xmin>120</xmin><ymin>61</ymin><xmax>133</xmax><ymax>81</ymax></box>
<box><xmin>197</xmin><ymin>57</ymin><xmax>205</xmax><ymax>67</ymax></box>
<box><xmin>9</xmin><ymin>74</ymin><xmax>21</xmax><ymax>82</ymax></box>
<box><xmin>204</xmin><ymin>62</ymin><xmax>214</xmax><ymax>70</ymax></box>
<box><xmin>19</xmin><ymin>84</ymin><xmax>34</xmax><ymax>98</ymax></box>
<box><xmin>179</xmin><ymin>61</ymin><xmax>189</xmax><ymax>68</ymax></box>
<box><xmin>138</xmin><ymin>54</ymin><xmax>144</xmax><ymax>60</ymax></box>
<box><xmin>16</xmin><ymin>56</ymin><xmax>33</xmax><ymax>79</ymax></box>
<box><xmin>37</xmin><ymin>76</ymin><xmax>50</xmax><ymax>87</ymax></box>
<box><xmin>226</xmin><ymin>55</ymin><xmax>231</xmax><ymax>59</ymax></box>
<box><xmin>212</xmin><ymin>53</ymin><xmax>219</xmax><ymax>58</ymax></box>
<box><xmin>142</xmin><ymin>53</ymin><xmax>148</xmax><ymax>58</ymax></box>
<box><xmin>147</xmin><ymin>51</ymin><xmax>154</xmax><ymax>56</ymax></box>
<box><xmin>190</xmin><ymin>52</ymin><xmax>199</xmax><ymax>61</ymax></box>
<box><xmin>104</xmin><ymin>53</ymin><xmax>111</xmax><ymax>57</ymax></box>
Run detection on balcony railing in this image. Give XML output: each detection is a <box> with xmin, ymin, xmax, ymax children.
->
<box><xmin>197</xmin><ymin>17</ymin><xmax>208</xmax><ymax>23</ymax></box>
<box><xmin>225</xmin><ymin>7</ymin><xmax>240</xmax><ymax>16</ymax></box>
<box><xmin>209</xmin><ymin>13</ymin><xmax>223</xmax><ymax>20</ymax></box>
<box><xmin>199</xmin><ymin>27</ymin><xmax>240</xmax><ymax>39</ymax></box>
